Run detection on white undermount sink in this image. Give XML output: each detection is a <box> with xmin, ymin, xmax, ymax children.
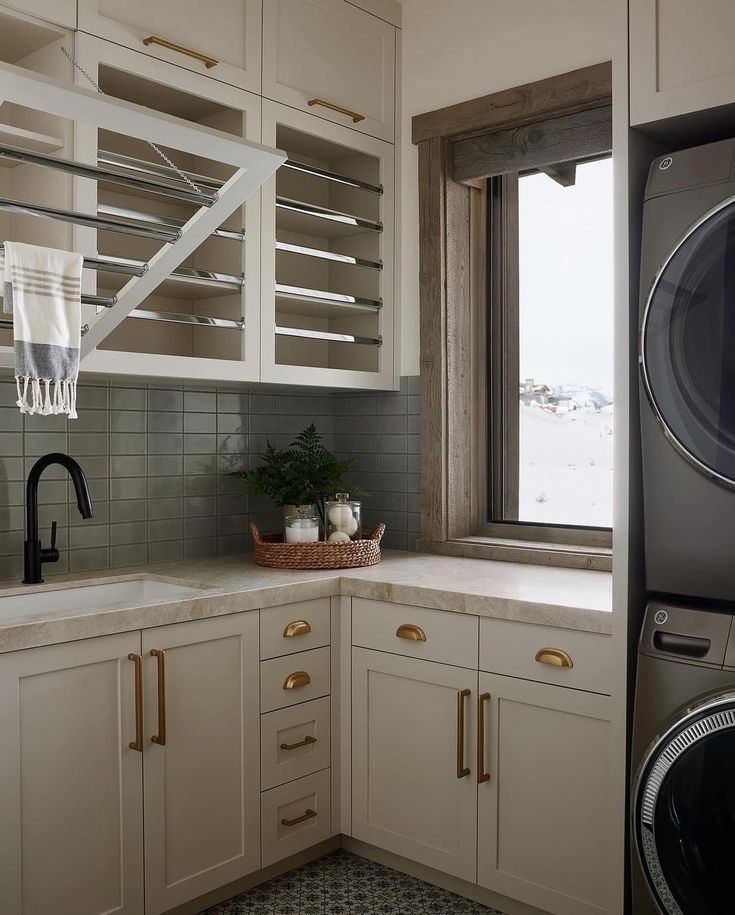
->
<box><xmin>0</xmin><ymin>577</ymin><xmax>205</xmax><ymax>621</ymax></box>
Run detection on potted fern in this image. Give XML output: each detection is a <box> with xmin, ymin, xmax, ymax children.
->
<box><xmin>230</xmin><ymin>424</ymin><xmax>366</xmax><ymax>537</ymax></box>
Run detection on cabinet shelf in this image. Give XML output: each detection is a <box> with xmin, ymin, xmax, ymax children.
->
<box><xmin>276</xmin><ymin>196</ymin><xmax>382</xmax><ymax>237</ymax></box>
<box><xmin>0</xmin><ymin>123</ymin><xmax>64</xmax><ymax>166</ymax></box>
<box><xmin>276</xmin><ymin>283</ymin><xmax>381</xmax><ymax>316</ymax></box>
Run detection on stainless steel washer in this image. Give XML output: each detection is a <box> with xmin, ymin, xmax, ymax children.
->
<box><xmin>640</xmin><ymin>137</ymin><xmax>735</xmax><ymax>600</ymax></box>
<box><xmin>632</xmin><ymin>601</ymin><xmax>735</xmax><ymax>914</ymax></box>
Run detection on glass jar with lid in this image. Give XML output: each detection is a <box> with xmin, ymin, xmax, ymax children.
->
<box><xmin>285</xmin><ymin>506</ymin><xmax>320</xmax><ymax>543</ymax></box>
<box><xmin>326</xmin><ymin>492</ymin><xmax>361</xmax><ymax>541</ymax></box>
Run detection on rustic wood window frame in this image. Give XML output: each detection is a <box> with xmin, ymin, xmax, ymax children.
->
<box><xmin>414</xmin><ymin>63</ymin><xmax>613</xmax><ymax>571</ymax></box>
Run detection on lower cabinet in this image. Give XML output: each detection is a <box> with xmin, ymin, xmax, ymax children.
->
<box><xmin>0</xmin><ymin>631</ymin><xmax>144</xmax><ymax>915</ymax></box>
<box><xmin>351</xmin><ymin>648</ymin><xmax>479</xmax><ymax>882</ymax></box>
<box><xmin>477</xmin><ymin>673</ymin><xmax>610</xmax><ymax>915</ymax></box>
<box><xmin>0</xmin><ymin>613</ymin><xmax>260</xmax><ymax>915</ymax></box>
<box><xmin>142</xmin><ymin>614</ymin><xmax>260</xmax><ymax>914</ymax></box>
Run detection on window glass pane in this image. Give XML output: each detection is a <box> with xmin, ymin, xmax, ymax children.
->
<box><xmin>516</xmin><ymin>158</ymin><xmax>613</xmax><ymax>528</ymax></box>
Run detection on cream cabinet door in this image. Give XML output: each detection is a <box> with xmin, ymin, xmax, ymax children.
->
<box><xmin>1</xmin><ymin>0</ymin><xmax>75</xmax><ymax>27</ymax></box>
<box><xmin>0</xmin><ymin>632</ymin><xmax>144</xmax><ymax>915</ymax></box>
<box><xmin>630</xmin><ymin>0</ymin><xmax>735</xmax><ymax>125</ymax></box>
<box><xmin>77</xmin><ymin>0</ymin><xmax>261</xmax><ymax>93</ymax></box>
<box><xmin>351</xmin><ymin>648</ymin><xmax>478</xmax><ymax>882</ymax></box>
<box><xmin>263</xmin><ymin>0</ymin><xmax>395</xmax><ymax>142</ymax></box>
<box><xmin>142</xmin><ymin>613</ymin><xmax>260</xmax><ymax>915</ymax></box>
<box><xmin>477</xmin><ymin>673</ymin><xmax>610</xmax><ymax>915</ymax></box>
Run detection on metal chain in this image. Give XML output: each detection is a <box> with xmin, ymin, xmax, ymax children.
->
<box><xmin>60</xmin><ymin>46</ymin><xmax>204</xmax><ymax>196</ymax></box>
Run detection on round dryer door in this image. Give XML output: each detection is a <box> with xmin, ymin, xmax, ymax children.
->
<box><xmin>641</xmin><ymin>196</ymin><xmax>735</xmax><ymax>487</ymax></box>
<box><xmin>635</xmin><ymin>693</ymin><xmax>735</xmax><ymax>914</ymax></box>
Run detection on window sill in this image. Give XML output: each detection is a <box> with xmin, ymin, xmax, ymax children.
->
<box><xmin>418</xmin><ymin>536</ymin><xmax>612</xmax><ymax>572</ymax></box>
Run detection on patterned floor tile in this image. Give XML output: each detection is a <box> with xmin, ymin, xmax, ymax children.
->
<box><xmin>201</xmin><ymin>850</ymin><xmax>507</xmax><ymax>915</ymax></box>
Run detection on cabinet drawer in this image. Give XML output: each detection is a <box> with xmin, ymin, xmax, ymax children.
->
<box><xmin>263</xmin><ymin>0</ymin><xmax>395</xmax><ymax>142</ymax></box>
<box><xmin>78</xmin><ymin>0</ymin><xmax>262</xmax><ymax>94</ymax></box>
<box><xmin>261</xmin><ymin>768</ymin><xmax>332</xmax><ymax>867</ymax></box>
<box><xmin>260</xmin><ymin>598</ymin><xmax>331</xmax><ymax>660</ymax></box>
<box><xmin>480</xmin><ymin>618</ymin><xmax>612</xmax><ymax>695</ymax></box>
<box><xmin>352</xmin><ymin>599</ymin><xmax>479</xmax><ymax>669</ymax></box>
<box><xmin>260</xmin><ymin>646</ymin><xmax>331</xmax><ymax>713</ymax></box>
<box><xmin>261</xmin><ymin>697</ymin><xmax>331</xmax><ymax>790</ymax></box>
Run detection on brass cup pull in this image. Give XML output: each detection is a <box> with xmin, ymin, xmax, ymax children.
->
<box><xmin>150</xmin><ymin>648</ymin><xmax>167</xmax><ymax>746</ymax></box>
<box><xmin>281</xmin><ymin>808</ymin><xmax>317</xmax><ymax>827</ymax></box>
<box><xmin>477</xmin><ymin>692</ymin><xmax>491</xmax><ymax>784</ymax></box>
<box><xmin>143</xmin><ymin>35</ymin><xmax>219</xmax><ymax>68</ymax></box>
<box><xmin>280</xmin><ymin>735</ymin><xmax>317</xmax><ymax>751</ymax></box>
<box><xmin>535</xmin><ymin>647</ymin><xmax>574</xmax><ymax>669</ymax></box>
<box><xmin>283</xmin><ymin>619</ymin><xmax>312</xmax><ymax>638</ymax></box>
<box><xmin>128</xmin><ymin>653</ymin><xmax>143</xmax><ymax>752</ymax></box>
<box><xmin>396</xmin><ymin>624</ymin><xmax>427</xmax><ymax>642</ymax></box>
<box><xmin>456</xmin><ymin>688</ymin><xmax>471</xmax><ymax>779</ymax></box>
<box><xmin>307</xmin><ymin>98</ymin><xmax>365</xmax><ymax>123</ymax></box>
<box><xmin>283</xmin><ymin>671</ymin><xmax>311</xmax><ymax>690</ymax></box>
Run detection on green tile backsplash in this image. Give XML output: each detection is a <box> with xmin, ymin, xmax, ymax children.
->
<box><xmin>0</xmin><ymin>376</ymin><xmax>420</xmax><ymax>581</ymax></box>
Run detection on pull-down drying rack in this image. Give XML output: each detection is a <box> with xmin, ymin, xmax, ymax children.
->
<box><xmin>0</xmin><ymin>58</ymin><xmax>286</xmax><ymax>359</ymax></box>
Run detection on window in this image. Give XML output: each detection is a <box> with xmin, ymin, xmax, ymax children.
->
<box><xmin>486</xmin><ymin>157</ymin><xmax>614</xmax><ymax>547</ymax></box>
<box><xmin>414</xmin><ymin>62</ymin><xmax>613</xmax><ymax>567</ymax></box>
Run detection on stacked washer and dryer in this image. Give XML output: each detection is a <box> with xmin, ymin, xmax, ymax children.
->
<box><xmin>633</xmin><ymin>138</ymin><xmax>735</xmax><ymax>914</ymax></box>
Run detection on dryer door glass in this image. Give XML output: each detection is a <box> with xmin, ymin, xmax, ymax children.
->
<box><xmin>636</xmin><ymin>704</ymin><xmax>735</xmax><ymax>914</ymax></box>
<box><xmin>642</xmin><ymin>198</ymin><xmax>735</xmax><ymax>486</ymax></box>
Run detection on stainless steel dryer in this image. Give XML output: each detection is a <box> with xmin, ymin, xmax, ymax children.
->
<box><xmin>640</xmin><ymin>137</ymin><xmax>735</xmax><ymax>600</ymax></box>
<box><xmin>632</xmin><ymin>601</ymin><xmax>735</xmax><ymax>914</ymax></box>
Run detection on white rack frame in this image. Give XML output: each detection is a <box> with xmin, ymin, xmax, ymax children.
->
<box><xmin>0</xmin><ymin>57</ymin><xmax>285</xmax><ymax>359</ymax></box>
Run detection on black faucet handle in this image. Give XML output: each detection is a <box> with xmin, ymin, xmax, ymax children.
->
<box><xmin>40</xmin><ymin>520</ymin><xmax>60</xmax><ymax>565</ymax></box>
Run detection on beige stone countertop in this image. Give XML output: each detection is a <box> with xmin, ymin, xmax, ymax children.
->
<box><xmin>0</xmin><ymin>550</ymin><xmax>613</xmax><ymax>653</ymax></box>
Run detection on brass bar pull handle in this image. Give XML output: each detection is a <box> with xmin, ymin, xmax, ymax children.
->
<box><xmin>456</xmin><ymin>688</ymin><xmax>471</xmax><ymax>779</ymax></box>
<box><xmin>307</xmin><ymin>98</ymin><xmax>365</xmax><ymax>123</ymax></box>
<box><xmin>281</xmin><ymin>808</ymin><xmax>317</xmax><ymax>827</ymax></box>
<box><xmin>283</xmin><ymin>671</ymin><xmax>311</xmax><ymax>690</ymax></box>
<box><xmin>150</xmin><ymin>649</ymin><xmax>167</xmax><ymax>746</ymax></box>
<box><xmin>396</xmin><ymin>624</ymin><xmax>427</xmax><ymax>642</ymax></box>
<box><xmin>535</xmin><ymin>647</ymin><xmax>574</xmax><ymax>669</ymax></box>
<box><xmin>280</xmin><ymin>735</ymin><xmax>317</xmax><ymax>751</ymax></box>
<box><xmin>143</xmin><ymin>35</ymin><xmax>219</xmax><ymax>69</ymax></box>
<box><xmin>128</xmin><ymin>653</ymin><xmax>143</xmax><ymax>752</ymax></box>
<box><xmin>477</xmin><ymin>692</ymin><xmax>491</xmax><ymax>784</ymax></box>
<box><xmin>283</xmin><ymin>619</ymin><xmax>311</xmax><ymax>638</ymax></box>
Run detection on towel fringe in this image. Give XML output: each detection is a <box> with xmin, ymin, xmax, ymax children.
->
<box><xmin>16</xmin><ymin>376</ymin><xmax>77</xmax><ymax>419</ymax></box>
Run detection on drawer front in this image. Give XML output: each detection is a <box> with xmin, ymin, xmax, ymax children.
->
<box><xmin>260</xmin><ymin>646</ymin><xmax>331</xmax><ymax>713</ymax></box>
<box><xmin>263</xmin><ymin>0</ymin><xmax>395</xmax><ymax>141</ymax></box>
<box><xmin>261</xmin><ymin>697</ymin><xmax>331</xmax><ymax>790</ymax></box>
<box><xmin>261</xmin><ymin>768</ymin><xmax>332</xmax><ymax>867</ymax></box>
<box><xmin>260</xmin><ymin>598</ymin><xmax>331</xmax><ymax>660</ymax></box>
<box><xmin>78</xmin><ymin>0</ymin><xmax>262</xmax><ymax>93</ymax></box>
<box><xmin>352</xmin><ymin>599</ymin><xmax>479</xmax><ymax>669</ymax></box>
<box><xmin>480</xmin><ymin>618</ymin><xmax>613</xmax><ymax>695</ymax></box>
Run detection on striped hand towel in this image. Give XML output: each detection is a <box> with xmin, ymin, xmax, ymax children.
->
<box><xmin>2</xmin><ymin>241</ymin><xmax>83</xmax><ymax>418</ymax></box>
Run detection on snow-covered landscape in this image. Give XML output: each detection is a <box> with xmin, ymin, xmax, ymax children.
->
<box><xmin>518</xmin><ymin>395</ymin><xmax>613</xmax><ymax>528</ymax></box>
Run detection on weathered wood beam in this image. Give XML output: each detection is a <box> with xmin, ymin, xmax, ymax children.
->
<box><xmin>412</xmin><ymin>61</ymin><xmax>612</xmax><ymax>144</ymax></box>
<box><xmin>540</xmin><ymin>161</ymin><xmax>577</xmax><ymax>187</ymax></box>
<box><xmin>451</xmin><ymin>104</ymin><xmax>612</xmax><ymax>184</ymax></box>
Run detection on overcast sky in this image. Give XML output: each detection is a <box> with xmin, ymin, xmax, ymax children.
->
<box><xmin>518</xmin><ymin>157</ymin><xmax>614</xmax><ymax>392</ymax></box>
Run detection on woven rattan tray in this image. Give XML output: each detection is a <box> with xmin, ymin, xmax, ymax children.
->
<box><xmin>249</xmin><ymin>521</ymin><xmax>385</xmax><ymax>570</ymax></box>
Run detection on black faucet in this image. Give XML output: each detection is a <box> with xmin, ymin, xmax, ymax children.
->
<box><xmin>23</xmin><ymin>453</ymin><xmax>94</xmax><ymax>585</ymax></box>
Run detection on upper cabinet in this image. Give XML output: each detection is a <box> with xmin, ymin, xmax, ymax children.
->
<box><xmin>1</xmin><ymin>0</ymin><xmax>75</xmax><ymax>27</ymax></box>
<box><xmin>77</xmin><ymin>0</ymin><xmax>262</xmax><ymax>94</ymax></box>
<box><xmin>263</xmin><ymin>0</ymin><xmax>396</xmax><ymax>142</ymax></box>
<box><xmin>630</xmin><ymin>0</ymin><xmax>735</xmax><ymax>126</ymax></box>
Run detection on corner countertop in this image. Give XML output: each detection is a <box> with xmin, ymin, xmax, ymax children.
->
<box><xmin>0</xmin><ymin>550</ymin><xmax>613</xmax><ymax>653</ymax></box>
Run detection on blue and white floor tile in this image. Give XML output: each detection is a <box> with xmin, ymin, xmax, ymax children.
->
<box><xmin>202</xmin><ymin>850</ymin><xmax>506</xmax><ymax>915</ymax></box>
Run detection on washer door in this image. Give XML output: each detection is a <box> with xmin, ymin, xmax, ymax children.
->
<box><xmin>641</xmin><ymin>197</ymin><xmax>735</xmax><ymax>487</ymax></box>
<box><xmin>635</xmin><ymin>695</ymin><xmax>735</xmax><ymax>914</ymax></box>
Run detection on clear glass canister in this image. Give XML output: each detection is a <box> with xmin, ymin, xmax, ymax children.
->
<box><xmin>285</xmin><ymin>506</ymin><xmax>320</xmax><ymax>543</ymax></box>
<box><xmin>326</xmin><ymin>492</ymin><xmax>361</xmax><ymax>542</ymax></box>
